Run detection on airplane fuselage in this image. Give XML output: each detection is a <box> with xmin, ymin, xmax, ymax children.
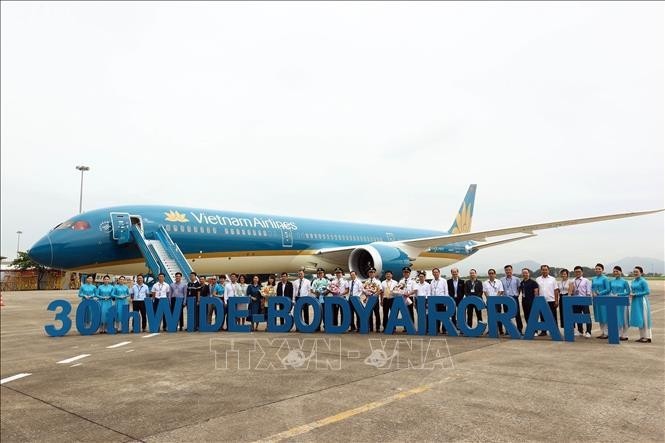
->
<box><xmin>28</xmin><ymin>205</ymin><xmax>474</xmax><ymax>277</ymax></box>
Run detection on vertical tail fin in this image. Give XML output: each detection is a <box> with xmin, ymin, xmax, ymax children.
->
<box><xmin>448</xmin><ymin>184</ymin><xmax>477</xmax><ymax>234</ymax></box>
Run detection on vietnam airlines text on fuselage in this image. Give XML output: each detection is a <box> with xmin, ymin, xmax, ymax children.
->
<box><xmin>183</xmin><ymin>211</ymin><xmax>298</xmax><ymax>231</ymax></box>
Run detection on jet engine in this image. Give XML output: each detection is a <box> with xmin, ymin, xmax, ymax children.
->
<box><xmin>348</xmin><ymin>243</ymin><xmax>412</xmax><ymax>278</ymax></box>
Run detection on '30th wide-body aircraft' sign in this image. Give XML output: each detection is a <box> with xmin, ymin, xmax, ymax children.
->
<box><xmin>45</xmin><ymin>296</ymin><xmax>630</xmax><ymax>344</ymax></box>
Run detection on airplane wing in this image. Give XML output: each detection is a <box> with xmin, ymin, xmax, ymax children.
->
<box><xmin>314</xmin><ymin>209</ymin><xmax>663</xmax><ymax>260</ymax></box>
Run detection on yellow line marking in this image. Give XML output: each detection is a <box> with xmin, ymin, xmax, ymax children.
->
<box><xmin>254</xmin><ymin>378</ymin><xmax>451</xmax><ymax>443</ymax></box>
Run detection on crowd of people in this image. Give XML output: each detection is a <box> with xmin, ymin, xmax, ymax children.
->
<box><xmin>77</xmin><ymin>263</ymin><xmax>653</xmax><ymax>342</ymax></box>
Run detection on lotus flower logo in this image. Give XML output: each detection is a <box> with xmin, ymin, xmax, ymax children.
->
<box><xmin>452</xmin><ymin>202</ymin><xmax>472</xmax><ymax>234</ymax></box>
<box><xmin>164</xmin><ymin>210</ymin><xmax>189</xmax><ymax>223</ymax></box>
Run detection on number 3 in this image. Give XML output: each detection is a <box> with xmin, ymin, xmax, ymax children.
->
<box><xmin>45</xmin><ymin>299</ymin><xmax>72</xmax><ymax>337</ymax></box>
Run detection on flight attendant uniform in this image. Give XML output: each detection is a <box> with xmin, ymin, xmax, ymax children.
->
<box><xmin>96</xmin><ymin>283</ymin><xmax>115</xmax><ymax>331</ymax></box>
<box><xmin>591</xmin><ymin>275</ymin><xmax>611</xmax><ymax>336</ymax></box>
<box><xmin>78</xmin><ymin>282</ymin><xmax>97</xmax><ymax>328</ymax></box>
<box><xmin>630</xmin><ymin>277</ymin><xmax>652</xmax><ymax>342</ymax></box>
<box><xmin>609</xmin><ymin>277</ymin><xmax>631</xmax><ymax>340</ymax></box>
<box><xmin>113</xmin><ymin>282</ymin><xmax>130</xmax><ymax>327</ymax></box>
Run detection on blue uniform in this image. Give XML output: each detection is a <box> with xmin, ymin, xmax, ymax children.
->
<box><xmin>609</xmin><ymin>277</ymin><xmax>631</xmax><ymax>329</ymax></box>
<box><xmin>212</xmin><ymin>283</ymin><xmax>225</xmax><ymax>298</ymax></box>
<box><xmin>96</xmin><ymin>284</ymin><xmax>115</xmax><ymax>326</ymax></box>
<box><xmin>78</xmin><ymin>283</ymin><xmax>97</xmax><ymax>298</ymax></box>
<box><xmin>591</xmin><ymin>275</ymin><xmax>611</xmax><ymax>324</ymax></box>
<box><xmin>629</xmin><ymin>277</ymin><xmax>652</xmax><ymax>329</ymax></box>
<box><xmin>78</xmin><ymin>283</ymin><xmax>97</xmax><ymax>326</ymax></box>
<box><xmin>113</xmin><ymin>284</ymin><xmax>130</xmax><ymax>322</ymax></box>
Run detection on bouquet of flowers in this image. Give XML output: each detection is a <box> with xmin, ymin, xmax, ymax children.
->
<box><xmin>392</xmin><ymin>282</ymin><xmax>405</xmax><ymax>296</ymax></box>
<box><xmin>261</xmin><ymin>285</ymin><xmax>276</xmax><ymax>308</ymax></box>
<box><xmin>393</xmin><ymin>282</ymin><xmax>412</xmax><ymax>305</ymax></box>
<box><xmin>312</xmin><ymin>279</ymin><xmax>330</xmax><ymax>304</ymax></box>
<box><xmin>362</xmin><ymin>281</ymin><xmax>380</xmax><ymax>304</ymax></box>
<box><xmin>327</xmin><ymin>281</ymin><xmax>341</xmax><ymax>296</ymax></box>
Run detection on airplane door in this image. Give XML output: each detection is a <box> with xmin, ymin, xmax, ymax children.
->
<box><xmin>281</xmin><ymin>229</ymin><xmax>293</xmax><ymax>248</ymax></box>
<box><xmin>110</xmin><ymin>212</ymin><xmax>132</xmax><ymax>244</ymax></box>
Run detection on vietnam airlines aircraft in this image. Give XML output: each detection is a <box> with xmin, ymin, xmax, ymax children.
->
<box><xmin>28</xmin><ymin>185</ymin><xmax>662</xmax><ymax>283</ymax></box>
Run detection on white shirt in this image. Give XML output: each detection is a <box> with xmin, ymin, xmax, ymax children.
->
<box><xmin>293</xmin><ymin>278</ymin><xmax>312</xmax><ymax>298</ymax></box>
<box><xmin>571</xmin><ymin>277</ymin><xmax>592</xmax><ymax>296</ymax></box>
<box><xmin>347</xmin><ymin>278</ymin><xmax>363</xmax><ymax>297</ymax></box>
<box><xmin>225</xmin><ymin>282</ymin><xmax>238</xmax><ymax>298</ymax></box>
<box><xmin>483</xmin><ymin>279</ymin><xmax>504</xmax><ymax>296</ymax></box>
<box><xmin>429</xmin><ymin>278</ymin><xmax>449</xmax><ymax>296</ymax></box>
<box><xmin>151</xmin><ymin>282</ymin><xmax>171</xmax><ymax>299</ymax></box>
<box><xmin>536</xmin><ymin>275</ymin><xmax>558</xmax><ymax>302</ymax></box>
<box><xmin>381</xmin><ymin>279</ymin><xmax>398</xmax><ymax>298</ymax></box>
<box><xmin>413</xmin><ymin>281</ymin><xmax>431</xmax><ymax>297</ymax></box>
<box><xmin>558</xmin><ymin>279</ymin><xmax>570</xmax><ymax>295</ymax></box>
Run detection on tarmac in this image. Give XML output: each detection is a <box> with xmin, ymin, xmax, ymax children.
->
<box><xmin>1</xmin><ymin>284</ymin><xmax>664</xmax><ymax>442</ymax></box>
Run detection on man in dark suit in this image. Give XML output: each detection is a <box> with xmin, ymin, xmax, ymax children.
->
<box><xmin>464</xmin><ymin>269</ymin><xmax>484</xmax><ymax>329</ymax></box>
<box><xmin>275</xmin><ymin>272</ymin><xmax>293</xmax><ymax>325</ymax></box>
<box><xmin>447</xmin><ymin>267</ymin><xmax>465</xmax><ymax>330</ymax></box>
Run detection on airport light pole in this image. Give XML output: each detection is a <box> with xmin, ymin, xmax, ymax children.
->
<box><xmin>16</xmin><ymin>230</ymin><xmax>22</xmax><ymax>254</ymax></box>
<box><xmin>75</xmin><ymin>165</ymin><xmax>90</xmax><ymax>214</ymax></box>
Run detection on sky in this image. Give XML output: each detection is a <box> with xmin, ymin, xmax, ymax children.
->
<box><xmin>1</xmin><ymin>2</ymin><xmax>663</xmax><ymax>274</ymax></box>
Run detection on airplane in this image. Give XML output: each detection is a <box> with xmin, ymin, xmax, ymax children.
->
<box><xmin>27</xmin><ymin>185</ymin><xmax>663</xmax><ymax>283</ymax></box>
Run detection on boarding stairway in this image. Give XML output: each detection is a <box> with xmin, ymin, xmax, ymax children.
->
<box><xmin>129</xmin><ymin>224</ymin><xmax>193</xmax><ymax>284</ymax></box>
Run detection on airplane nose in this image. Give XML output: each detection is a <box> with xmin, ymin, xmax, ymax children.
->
<box><xmin>28</xmin><ymin>235</ymin><xmax>53</xmax><ymax>267</ymax></box>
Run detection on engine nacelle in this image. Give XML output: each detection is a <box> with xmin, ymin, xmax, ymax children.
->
<box><xmin>348</xmin><ymin>243</ymin><xmax>412</xmax><ymax>278</ymax></box>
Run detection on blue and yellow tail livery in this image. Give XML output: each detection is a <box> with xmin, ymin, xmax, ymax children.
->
<box><xmin>448</xmin><ymin>184</ymin><xmax>476</xmax><ymax>234</ymax></box>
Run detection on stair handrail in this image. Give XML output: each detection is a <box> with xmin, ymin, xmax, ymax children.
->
<box><xmin>130</xmin><ymin>224</ymin><xmax>163</xmax><ymax>278</ymax></box>
<box><xmin>155</xmin><ymin>226</ymin><xmax>194</xmax><ymax>276</ymax></box>
<box><xmin>147</xmin><ymin>243</ymin><xmax>174</xmax><ymax>284</ymax></box>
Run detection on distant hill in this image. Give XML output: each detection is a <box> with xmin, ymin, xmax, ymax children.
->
<box><xmin>608</xmin><ymin>257</ymin><xmax>664</xmax><ymax>275</ymax></box>
<box><xmin>511</xmin><ymin>260</ymin><xmax>541</xmax><ymax>272</ymax></box>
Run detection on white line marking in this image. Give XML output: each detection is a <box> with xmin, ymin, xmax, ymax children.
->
<box><xmin>1</xmin><ymin>373</ymin><xmax>32</xmax><ymax>385</ymax></box>
<box><xmin>106</xmin><ymin>341</ymin><xmax>132</xmax><ymax>349</ymax></box>
<box><xmin>125</xmin><ymin>349</ymin><xmax>135</xmax><ymax>353</ymax></box>
<box><xmin>70</xmin><ymin>363</ymin><xmax>82</xmax><ymax>367</ymax></box>
<box><xmin>651</xmin><ymin>307</ymin><xmax>665</xmax><ymax>314</ymax></box>
<box><xmin>57</xmin><ymin>354</ymin><xmax>91</xmax><ymax>364</ymax></box>
<box><xmin>142</xmin><ymin>333</ymin><xmax>160</xmax><ymax>338</ymax></box>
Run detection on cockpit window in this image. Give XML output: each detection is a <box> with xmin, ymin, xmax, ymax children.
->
<box><xmin>54</xmin><ymin>220</ymin><xmax>90</xmax><ymax>231</ymax></box>
<box><xmin>72</xmin><ymin>221</ymin><xmax>91</xmax><ymax>230</ymax></box>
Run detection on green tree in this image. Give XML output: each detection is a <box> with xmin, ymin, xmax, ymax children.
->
<box><xmin>11</xmin><ymin>251</ymin><xmax>49</xmax><ymax>290</ymax></box>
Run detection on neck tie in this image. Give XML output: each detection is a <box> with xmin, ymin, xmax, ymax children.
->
<box><xmin>297</xmin><ymin>280</ymin><xmax>302</xmax><ymax>297</ymax></box>
<box><xmin>351</xmin><ymin>280</ymin><xmax>355</xmax><ymax>296</ymax></box>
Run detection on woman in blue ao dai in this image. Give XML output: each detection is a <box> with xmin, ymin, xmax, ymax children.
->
<box><xmin>96</xmin><ymin>275</ymin><xmax>115</xmax><ymax>334</ymax></box>
<box><xmin>609</xmin><ymin>266</ymin><xmax>631</xmax><ymax>341</ymax></box>
<box><xmin>630</xmin><ymin>266</ymin><xmax>652</xmax><ymax>343</ymax></box>
<box><xmin>591</xmin><ymin>263</ymin><xmax>611</xmax><ymax>339</ymax></box>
